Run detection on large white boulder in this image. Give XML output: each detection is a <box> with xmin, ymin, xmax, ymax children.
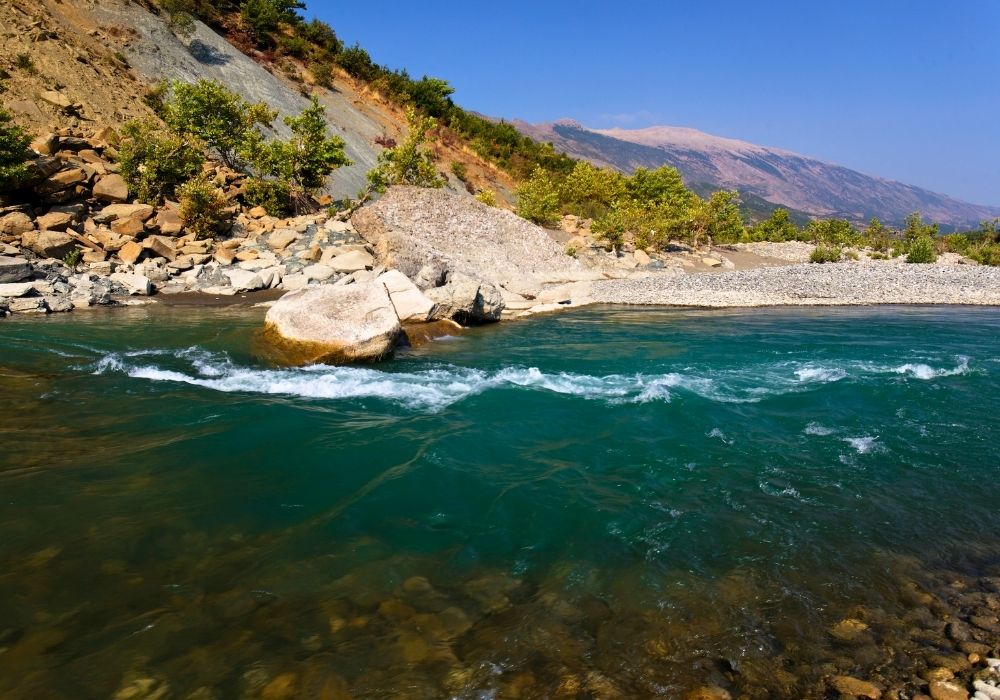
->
<box><xmin>425</xmin><ymin>272</ymin><xmax>504</xmax><ymax>324</ymax></box>
<box><xmin>377</xmin><ymin>269</ymin><xmax>435</xmax><ymax>323</ymax></box>
<box><xmin>263</xmin><ymin>282</ymin><xmax>402</xmax><ymax>364</ymax></box>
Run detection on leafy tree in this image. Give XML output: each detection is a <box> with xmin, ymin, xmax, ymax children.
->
<box><xmin>364</xmin><ymin>109</ymin><xmax>443</xmax><ymax>196</ymax></box>
<box><xmin>178</xmin><ymin>175</ymin><xmax>228</xmax><ymax>238</ymax></box>
<box><xmin>903</xmin><ymin>211</ymin><xmax>938</xmax><ymax>241</ymax></box>
<box><xmin>117</xmin><ymin>120</ymin><xmax>205</xmax><ymax>203</ymax></box>
<box><xmin>336</xmin><ymin>44</ymin><xmax>379</xmax><ymax>82</ymax></box>
<box><xmin>515</xmin><ymin>166</ymin><xmax>560</xmax><ymax>225</ymax></box>
<box><xmin>0</xmin><ymin>109</ymin><xmax>31</xmax><ymax>193</ymax></box>
<box><xmin>240</xmin><ymin>0</ymin><xmax>304</xmax><ymax>44</ymax></box>
<box><xmin>161</xmin><ymin>0</ymin><xmax>197</xmax><ymax>37</ymax></box>
<box><xmin>162</xmin><ymin>80</ymin><xmax>275</xmax><ymax>170</ymax></box>
<box><xmin>805</xmin><ymin>218</ymin><xmax>858</xmax><ymax>247</ymax></box>
<box><xmin>301</xmin><ymin>18</ymin><xmax>341</xmax><ymax>54</ymax></box>
<box><xmin>701</xmin><ymin>190</ymin><xmax>745</xmax><ymax>244</ymax></box>
<box><xmin>560</xmin><ymin>161</ymin><xmax>626</xmax><ymax>219</ymax></box>
<box><xmin>864</xmin><ymin>217</ymin><xmax>892</xmax><ymax>252</ymax></box>
<box><xmin>627</xmin><ymin>166</ymin><xmax>694</xmax><ymax>209</ymax></box>
<box><xmin>747</xmin><ymin>208</ymin><xmax>800</xmax><ymax>242</ymax></box>
<box><xmin>274</xmin><ymin>96</ymin><xmax>351</xmax><ymax>191</ymax></box>
<box><xmin>407</xmin><ymin>77</ymin><xmax>454</xmax><ymax>118</ymax></box>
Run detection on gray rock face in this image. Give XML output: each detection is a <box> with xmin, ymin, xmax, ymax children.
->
<box><xmin>377</xmin><ymin>269</ymin><xmax>435</xmax><ymax>323</ymax></box>
<box><xmin>263</xmin><ymin>283</ymin><xmax>402</xmax><ymax>364</ymax></box>
<box><xmin>425</xmin><ymin>272</ymin><xmax>504</xmax><ymax>324</ymax></box>
<box><xmin>110</xmin><ymin>272</ymin><xmax>153</xmax><ymax>296</ymax></box>
<box><xmin>351</xmin><ymin>187</ymin><xmax>595</xmax><ymax>297</ymax></box>
<box><xmin>0</xmin><ymin>256</ymin><xmax>32</xmax><ymax>283</ymax></box>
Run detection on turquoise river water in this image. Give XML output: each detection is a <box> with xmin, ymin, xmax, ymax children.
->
<box><xmin>1</xmin><ymin>305</ymin><xmax>999</xmax><ymax>699</ymax></box>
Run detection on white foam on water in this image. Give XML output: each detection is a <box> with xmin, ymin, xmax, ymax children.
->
<box><xmin>844</xmin><ymin>436</ymin><xmax>880</xmax><ymax>454</ymax></box>
<box><xmin>804</xmin><ymin>422</ymin><xmax>835</xmax><ymax>436</ymax></box>
<box><xmin>893</xmin><ymin>356</ymin><xmax>970</xmax><ymax>380</ymax></box>
<box><xmin>794</xmin><ymin>366</ymin><xmax>848</xmax><ymax>383</ymax></box>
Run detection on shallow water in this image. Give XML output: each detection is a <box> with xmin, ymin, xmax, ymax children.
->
<box><xmin>1</xmin><ymin>305</ymin><xmax>999</xmax><ymax>698</ymax></box>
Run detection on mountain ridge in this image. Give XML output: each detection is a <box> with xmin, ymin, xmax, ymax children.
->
<box><xmin>513</xmin><ymin>120</ymin><xmax>1000</xmax><ymax>228</ymax></box>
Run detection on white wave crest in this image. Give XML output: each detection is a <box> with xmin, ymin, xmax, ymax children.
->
<box><xmin>893</xmin><ymin>356</ymin><xmax>970</xmax><ymax>380</ymax></box>
<box><xmin>804</xmin><ymin>422</ymin><xmax>835</xmax><ymax>436</ymax></box>
<box><xmin>843</xmin><ymin>436</ymin><xmax>881</xmax><ymax>454</ymax></box>
<box><xmin>794</xmin><ymin>366</ymin><xmax>848</xmax><ymax>383</ymax></box>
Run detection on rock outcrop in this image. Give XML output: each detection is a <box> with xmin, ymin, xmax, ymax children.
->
<box><xmin>425</xmin><ymin>272</ymin><xmax>504</xmax><ymax>324</ymax></box>
<box><xmin>351</xmin><ymin>186</ymin><xmax>596</xmax><ymax>297</ymax></box>
<box><xmin>263</xmin><ymin>283</ymin><xmax>402</xmax><ymax>365</ymax></box>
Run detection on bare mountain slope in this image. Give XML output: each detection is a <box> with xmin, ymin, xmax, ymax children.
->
<box><xmin>516</xmin><ymin>120</ymin><xmax>1000</xmax><ymax>228</ymax></box>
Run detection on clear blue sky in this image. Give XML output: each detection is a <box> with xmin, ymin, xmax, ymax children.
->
<box><xmin>310</xmin><ymin>1</ymin><xmax>1000</xmax><ymax>205</ymax></box>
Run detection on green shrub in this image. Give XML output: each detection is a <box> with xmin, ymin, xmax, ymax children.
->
<box><xmin>62</xmin><ymin>248</ymin><xmax>83</xmax><ymax>268</ymax></box>
<box><xmin>161</xmin><ymin>0</ymin><xmax>196</xmax><ymax>37</ymax></box>
<box><xmin>240</xmin><ymin>0</ymin><xmax>304</xmax><ymax>45</ymax></box>
<box><xmin>15</xmin><ymin>54</ymin><xmax>35</xmax><ymax>74</ymax></box>
<box><xmin>256</xmin><ymin>97</ymin><xmax>350</xmax><ymax>193</ymax></box>
<box><xmin>970</xmin><ymin>242</ymin><xmax>1000</xmax><ymax>266</ymax></box>
<box><xmin>278</xmin><ymin>33</ymin><xmax>311</xmax><ymax>59</ymax></box>
<box><xmin>162</xmin><ymin>79</ymin><xmax>275</xmax><ymax>170</ymax></box>
<box><xmin>810</xmin><ymin>245</ymin><xmax>843</xmax><ymax>264</ymax></box>
<box><xmin>450</xmin><ymin>161</ymin><xmax>467</xmax><ymax>182</ymax></box>
<box><xmin>364</xmin><ymin>109</ymin><xmax>443</xmax><ymax>197</ymax></box>
<box><xmin>515</xmin><ymin>166</ymin><xmax>560</xmax><ymax>225</ymax></box>
<box><xmin>244</xmin><ymin>177</ymin><xmax>292</xmax><ymax>216</ymax></box>
<box><xmin>940</xmin><ymin>233</ymin><xmax>972</xmax><ymax>255</ymax></box>
<box><xmin>301</xmin><ymin>18</ymin><xmax>341</xmax><ymax>54</ymax></box>
<box><xmin>0</xmin><ymin>109</ymin><xmax>31</xmax><ymax>192</ymax></box>
<box><xmin>311</xmin><ymin>61</ymin><xmax>333</xmax><ymax>89</ymax></box>
<box><xmin>565</xmin><ymin>246</ymin><xmax>577</xmax><ymax>257</ymax></box>
<box><xmin>117</xmin><ymin>120</ymin><xmax>205</xmax><ymax>203</ymax></box>
<box><xmin>905</xmin><ymin>236</ymin><xmax>937</xmax><ymax>264</ymax></box>
<box><xmin>746</xmin><ymin>208</ymin><xmax>802</xmax><ymax>242</ymax></box>
<box><xmin>475</xmin><ymin>189</ymin><xmax>497</xmax><ymax>207</ymax></box>
<box><xmin>179</xmin><ymin>175</ymin><xmax>228</xmax><ymax>238</ymax></box>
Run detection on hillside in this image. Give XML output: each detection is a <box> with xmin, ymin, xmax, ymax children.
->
<box><xmin>0</xmin><ymin>0</ymin><xmax>516</xmax><ymax>203</ymax></box>
<box><xmin>515</xmin><ymin>119</ymin><xmax>1000</xmax><ymax>228</ymax></box>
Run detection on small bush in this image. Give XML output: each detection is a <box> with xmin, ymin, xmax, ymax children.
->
<box><xmin>515</xmin><ymin>166</ymin><xmax>560</xmax><ymax>225</ymax></box>
<box><xmin>844</xmin><ymin>249</ymin><xmax>859</xmax><ymax>260</ymax></box>
<box><xmin>117</xmin><ymin>120</ymin><xmax>205</xmax><ymax>203</ymax></box>
<box><xmin>450</xmin><ymin>161</ymin><xmax>467</xmax><ymax>182</ymax></box>
<box><xmin>244</xmin><ymin>177</ymin><xmax>291</xmax><ymax>216</ymax></box>
<box><xmin>868</xmin><ymin>252</ymin><xmax>888</xmax><ymax>260</ymax></box>
<box><xmin>970</xmin><ymin>243</ymin><xmax>1000</xmax><ymax>266</ymax></box>
<box><xmin>15</xmin><ymin>54</ymin><xmax>36</xmax><ymax>74</ymax></box>
<box><xmin>0</xmin><ymin>109</ymin><xmax>31</xmax><ymax>192</ymax></box>
<box><xmin>810</xmin><ymin>245</ymin><xmax>842</xmax><ymax>264</ymax></box>
<box><xmin>363</xmin><ymin>108</ymin><xmax>443</xmax><ymax>197</ymax></box>
<box><xmin>905</xmin><ymin>236</ymin><xmax>937</xmax><ymax>264</ymax></box>
<box><xmin>311</xmin><ymin>61</ymin><xmax>333</xmax><ymax>89</ymax></box>
<box><xmin>475</xmin><ymin>189</ymin><xmax>497</xmax><ymax>207</ymax></box>
<box><xmin>179</xmin><ymin>175</ymin><xmax>228</xmax><ymax>238</ymax></box>
<box><xmin>62</xmin><ymin>248</ymin><xmax>83</xmax><ymax>268</ymax></box>
<box><xmin>565</xmin><ymin>246</ymin><xmax>577</xmax><ymax>257</ymax></box>
<box><xmin>278</xmin><ymin>34</ymin><xmax>311</xmax><ymax>59</ymax></box>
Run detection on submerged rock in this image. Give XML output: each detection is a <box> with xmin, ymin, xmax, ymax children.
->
<box><xmin>263</xmin><ymin>283</ymin><xmax>402</xmax><ymax>365</ymax></box>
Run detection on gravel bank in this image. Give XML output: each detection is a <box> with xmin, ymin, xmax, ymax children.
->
<box><xmin>589</xmin><ymin>263</ymin><xmax>1000</xmax><ymax>307</ymax></box>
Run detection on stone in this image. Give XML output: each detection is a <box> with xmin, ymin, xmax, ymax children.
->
<box><xmin>43</xmin><ymin>296</ymin><xmax>73</xmax><ymax>313</ymax></box>
<box><xmin>0</xmin><ymin>282</ymin><xmax>38</xmax><ymax>298</ymax></box>
<box><xmin>112</xmin><ymin>217</ymin><xmax>146</xmax><ymax>237</ymax></box>
<box><xmin>830</xmin><ymin>675</ymin><xmax>881</xmax><ymax>699</ymax></box>
<box><xmin>303</xmin><ymin>263</ymin><xmax>335</xmax><ymax>282</ymax></box>
<box><xmin>263</xmin><ymin>283</ymin><xmax>402</xmax><ymax>365</ymax></box>
<box><xmin>235</xmin><ymin>249</ymin><xmax>259</xmax><ymax>262</ymax></box>
<box><xmin>973</xmin><ymin>681</ymin><xmax>1000</xmax><ymax>700</ymax></box>
<box><xmin>144</xmin><ymin>236</ymin><xmax>176</xmax><ymax>261</ymax></box>
<box><xmin>702</xmin><ymin>257</ymin><xmax>723</xmax><ymax>267</ymax></box>
<box><xmin>634</xmin><ymin>249</ymin><xmax>651</xmax><ymax>266</ymax></box>
<box><xmin>8</xmin><ymin>297</ymin><xmax>47</xmax><ymax>314</ymax></box>
<box><xmin>154</xmin><ymin>206</ymin><xmax>183</xmax><ymax>235</ymax></box>
<box><xmin>110</xmin><ymin>272</ymin><xmax>153</xmax><ymax>296</ymax></box>
<box><xmin>0</xmin><ymin>256</ymin><xmax>32</xmax><ymax>283</ymax></box>
<box><xmin>30</xmin><ymin>133</ymin><xmax>60</xmax><ymax>155</ymax></box>
<box><xmin>268</xmin><ymin>230</ymin><xmax>300</xmax><ymax>252</ymax></box>
<box><xmin>39</xmin><ymin>90</ymin><xmax>73</xmax><ymax>109</ymax></box>
<box><xmin>22</xmin><ymin>230</ymin><xmax>76</xmax><ymax>258</ymax></box>
<box><xmin>95</xmin><ymin>203</ymin><xmax>155</xmax><ymax>224</ymax></box>
<box><xmin>327</xmin><ymin>249</ymin><xmax>374</xmax><ymax>273</ymax></box>
<box><xmin>929</xmin><ymin>681</ymin><xmax>969</xmax><ymax>700</ymax></box>
<box><xmin>36</xmin><ymin>211</ymin><xmax>74</xmax><ymax>231</ymax></box>
<box><xmin>413</xmin><ymin>261</ymin><xmax>448</xmax><ymax>290</ymax></box>
<box><xmin>425</xmin><ymin>273</ymin><xmax>504</xmax><ymax>324</ymax></box>
<box><xmin>213</xmin><ymin>248</ymin><xmax>236</xmax><ymax>265</ymax></box>
<box><xmin>831</xmin><ymin>618</ymin><xmax>870</xmax><ymax>643</ymax></box>
<box><xmin>36</xmin><ymin>168</ymin><xmax>88</xmax><ymax>195</ymax></box>
<box><xmin>685</xmin><ymin>688</ymin><xmax>732</xmax><ymax>700</ymax></box>
<box><xmin>279</xmin><ymin>273</ymin><xmax>308</xmax><ymax>291</ymax></box>
<box><xmin>117</xmin><ymin>241</ymin><xmax>144</xmax><ymax>265</ymax></box>
<box><xmin>92</xmin><ymin>174</ymin><xmax>129</xmax><ymax>202</ymax></box>
<box><xmin>377</xmin><ymin>269</ymin><xmax>435</xmax><ymax>323</ymax></box>
<box><xmin>82</xmin><ymin>250</ymin><xmax>106</xmax><ymax>264</ymax></box>
<box><xmin>248</xmin><ymin>206</ymin><xmax>268</xmax><ymax>219</ymax></box>
<box><xmin>223</xmin><ymin>269</ymin><xmax>264</xmax><ymax>292</ymax></box>
<box><xmin>0</xmin><ymin>212</ymin><xmax>35</xmax><ymax>236</ymax></box>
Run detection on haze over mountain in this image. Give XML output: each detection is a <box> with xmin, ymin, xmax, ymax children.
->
<box><xmin>513</xmin><ymin>120</ymin><xmax>1000</xmax><ymax>228</ymax></box>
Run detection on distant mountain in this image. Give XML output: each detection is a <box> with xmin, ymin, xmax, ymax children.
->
<box><xmin>512</xmin><ymin>119</ymin><xmax>1000</xmax><ymax>228</ymax></box>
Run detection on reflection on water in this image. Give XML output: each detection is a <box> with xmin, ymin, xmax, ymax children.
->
<box><xmin>1</xmin><ymin>306</ymin><xmax>999</xmax><ymax>698</ymax></box>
